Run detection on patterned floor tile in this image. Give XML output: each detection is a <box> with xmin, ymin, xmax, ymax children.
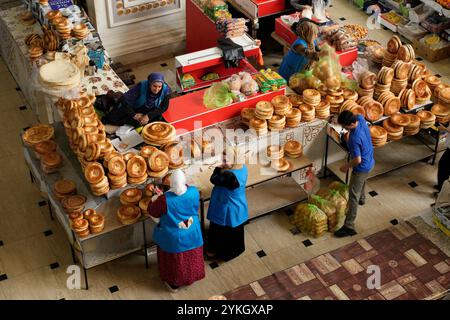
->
<box><xmin>403</xmin><ymin>280</ymin><xmax>433</xmax><ymax>299</ymax></box>
<box><xmin>224</xmin><ymin>224</ymin><xmax>450</xmax><ymax>300</ymax></box>
<box><xmin>404</xmin><ymin>249</ymin><xmax>428</xmax><ymax>267</ymax></box>
<box><xmin>378</xmin><ymin>280</ymin><xmax>407</xmax><ymax>300</ymax></box>
<box><xmin>310</xmin><ymin>253</ymin><xmax>341</xmax><ymax>275</ymax></box>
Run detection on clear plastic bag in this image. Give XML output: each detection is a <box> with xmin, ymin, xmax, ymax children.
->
<box><xmin>289</xmin><ymin>69</ymin><xmax>321</xmax><ymax>94</ymax></box>
<box><xmin>312</xmin><ymin>44</ymin><xmax>341</xmax><ymax>90</ymax></box>
<box><xmin>203</xmin><ymin>82</ymin><xmax>235</xmax><ymax>109</ymax></box>
<box><xmin>351</xmin><ymin>57</ymin><xmax>370</xmax><ymax>84</ymax></box>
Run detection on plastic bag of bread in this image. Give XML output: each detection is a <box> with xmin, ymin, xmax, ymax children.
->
<box><xmin>225</xmin><ymin>74</ymin><xmax>242</xmax><ymax>95</ymax></box>
<box><xmin>293</xmin><ymin>203</ymin><xmax>327</xmax><ymax>237</ymax></box>
<box><xmin>312</xmin><ymin>44</ymin><xmax>342</xmax><ymax>90</ymax></box>
<box><xmin>203</xmin><ymin>82</ymin><xmax>235</xmax><ymax>109</ymax></box>
<box><xmin>309</xmin><ymin>194</ymin><xmax>338</xmax><ymax>232</ymax></box>
<box><xmin>328</xmin><ymin>181</ymin><xmax>349</xmax><ymax>202</ymax></box>
<box><xmin>289</xmin><ymin>70</ymin><xmax>321</xmax><ymax>94</ymax></box>
<box><xmin>319</xmin><ymin>189</ymin><xmax>347</xmax><ymax>230</ymax></box>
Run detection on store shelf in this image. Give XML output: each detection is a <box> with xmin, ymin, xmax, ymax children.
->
<box><xmin>327</xmin><ymin>135</ymin><xmax>437</xmax><ymax>182</ymax></box>
<box><xmin>203</xmin><ymin>176</ymin><xmax>308</xmax><ymax>220</ymax></box>
<box><xmin>75</xmin><ymin>246</ymin><xmax>144</xmax><ymax>270</ymax></box>
<box><xmin>193</xmin><ymin>154</ymin><xmax>313</xmax><ymax>200</ymax></box>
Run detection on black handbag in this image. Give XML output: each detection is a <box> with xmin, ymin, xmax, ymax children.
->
<box><xmin>217</xmin><ymin>38</ymin><xmax>245</xmax><ymax>68</ymax></box>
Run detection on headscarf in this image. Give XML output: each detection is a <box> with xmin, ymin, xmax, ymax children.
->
<box><xmin>169</xmin><ymin>169</ymin><xmax>187</xmax><ymax>196</ymax></box>
<box><xmin>145</xmin><ymin>72</ymin><xmax>170</xmax><ymax>108</ymax></box>
<box><xmin>295</xmin><ymin>19</ymin><xmax>319</xmax><ymax>51</ymax></box>
<box><xmin>148</xmin><ymin>72</ymin><xmax>165</xmax><ymax>85</ymax></box>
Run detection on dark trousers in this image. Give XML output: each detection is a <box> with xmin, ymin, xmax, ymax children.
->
<box><xmin>207</xmin><ymin>222</ymin><xmax>245</xmax><ymax>262</ymax></box>
<box><xmin>438</xmin><ymin>148</ymin><xmax>450</xmax><ymax>191</ymax></box>
<box><xmin>102</xmin><ymin>102</ymin><xmax>165</xmax><ymax>127</ymax></box>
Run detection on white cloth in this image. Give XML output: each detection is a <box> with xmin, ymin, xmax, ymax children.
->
<box><xmin>168</xmin><ymin>169</ymin><xmax>187</xmax><ymax>196</ymax></box>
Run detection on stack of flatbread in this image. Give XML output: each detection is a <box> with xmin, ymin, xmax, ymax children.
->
<box><xmin>39</xmin><ymin>60</ymin><xmax>81</xmax><ymax>91</ymax></box>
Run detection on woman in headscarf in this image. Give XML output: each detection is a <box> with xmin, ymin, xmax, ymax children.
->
<box><xmin>206</xmin><ymin>147</ymin><xmax>248</xmax><ymax>262</ymax></box>
<box><xmin>102</xmin><ymin>72</ymin><xmax>172</xmax><ymax>127</ymax></box>
<box><xmin>278</xmin><ymin>18</ymin><xmax>322</xmax><ymax>81</ymax></box>
<box><xmin>147</xmin><ymin>169</ymin><xmax>205</xmax><ymax>292</ymax></box>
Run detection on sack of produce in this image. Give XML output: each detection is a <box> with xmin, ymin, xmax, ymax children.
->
<box><xmin>309</xmin><ymin>194</ymin><xmax>338</xmax><ymax>231</ymax></box>
<box><xmin>328</xmin><ymin>181</ymin><xmax>349</xmax><ymax>202</ymax></box>
<box><xmin>203</xmin><ymin>82</ymin><xmax>235</xmax><ymax>109</ymax></box>
<box><xmin>289</xmin><ymin>69</ymin><xmax>321</xmax><ymax>94</ymax></box>
<box><xmin>293</xmin><ymin>203</ymin><xmax>328</xmax><ymax>238</ymax></box>
<box><xmin>181</xmin><ymin>73</ymin><xmax>196</xmax><ymax>88</ymax></box>
<box><xmin>312</xmin><ymin>44</ymin><xmax>342</xmax><ymax>90</ymax></box>
<box><xmin>320</xmin><ymin>189</ymin><xmax>348</xmax><ymax>231</ymax></box>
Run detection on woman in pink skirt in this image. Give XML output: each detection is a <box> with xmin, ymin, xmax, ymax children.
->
<box><xmin>148</xmin><ymin>169</ymin><xmax>205</xmax><ymax>292</ymax></box>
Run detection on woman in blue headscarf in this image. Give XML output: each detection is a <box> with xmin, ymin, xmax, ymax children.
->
<box><xmin>206</xmin><ymin>148</ymin><xmax>248</xmax><ymax>262</ymax></box>
<box><xmin>147</xmin><ymin>169</ymin><xmax>205</xmax><ymax>292</ymax></box>
<box><xmin>102</xmin><ymin>72</ymin><xmax>172</xmax><ymax>127</ymax></box>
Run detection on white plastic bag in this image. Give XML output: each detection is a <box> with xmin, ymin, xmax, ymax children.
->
<box><xmin>352</xmin><ymin>58</ymin><xmax>370</xmax><ymax>84</ymax></box>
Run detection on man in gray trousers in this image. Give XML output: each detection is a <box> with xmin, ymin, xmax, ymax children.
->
<box><xmin>335</xmin><ymin>111</ymin><xmax>375</xmax><ymax>237</ymax></box>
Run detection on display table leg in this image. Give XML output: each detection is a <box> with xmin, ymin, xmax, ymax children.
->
<box><xmin>200</xmin><ymin>198</ymin><xmax>205</xmax><ymax>239</ymax></box>
<box><xmin>432</xmin><ymin>131</ymin><xmax>440</xmax><ymax>165</ymax></box>
<box><xmin>47</xmin><ymin>200</ymin><xmax>54</xmax><ymax>221</ymax></box>
<box><xmin>142</xmin><ymin>220</ymin><xmax>149</xmax><ymax>269</ymax></box>
<box><xmin>83</xmin><ymin>267</ymin><xmax>88</xmax><ymax>290</ymax></box>
<box><xmin>323</xmin><ymin>135</ymin><xmax>329</xmax><ymax>178</ymax></box>
<box><xmin>70</xmin><ymin>244</ymin><xmax>76</xmax><ymax>264</ymax></box>
<box><xmin>29</xmin><ymin>169</ymin><xmax>34</xmax><ymax>183</ymax></box>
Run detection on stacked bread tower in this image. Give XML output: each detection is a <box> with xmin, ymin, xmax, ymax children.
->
<box><xmin>369</xmin><ymin>125</ymin><xmax>388</xmax><ymax>147</ymax></box>
<box><xmin>70</xmin><ymin>208</ymin><xmax>105</xmax><ymax>237</ymax></box>
<box><xmin>374</xmin><ymin>66</ymin><xmax>394</xmax><ymax>99</ymax></box>
<box><xmin>142</xmin><ymin>121</ymin><xmax>176</xmax><ymax>146</ymax></box>
<box><xmin>383</xmin><ymin>35</ymin><xmax>401</xmax><ymax>67</ymax></box>
<box><xmin>302</xmin><ymin>89</ymin><xmax>320</xmax><ymax>120</ymax></box>
<box><xmin>72</xmin><ymin>23</ymin><xmax>90</xmax><ymax>40</ymax></box>
<box><xmin>390</xmin><ymin>61</ymin><xmax>410</xmax><ymax>96</ymax></box>
<box><xmin>50</xmin><ymin>14</ymin><xmax>72</xmax><ymax>40</ymax></box>
<box><xmin>358</xmin><ymin>71</ymin><xmax>376</xmax><ymax>99</ymax></box>
<box><xmin>84</xmin><ymin>162</ymin><xmax>110</xmax><ymax>196</ymax></box>
<box><xmin>283</xmin><ymin>140</ymin><xmax>303</xmax><ymax>158</ymax></box>
<box><xmin>267</xmin><ymin>145</ymin><xmax>290</xmax><ymax>172</ymax></box>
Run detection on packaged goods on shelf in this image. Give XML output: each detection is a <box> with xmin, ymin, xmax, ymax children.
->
<box><xmin>216</xmin><ymin>18</ymin><xmax>248</xmax><ymax>38</ymax></box>
<box><xmin>421</xmin><ymin>12</ymin><xmax>450</xmax><ymax>34</ymax></box>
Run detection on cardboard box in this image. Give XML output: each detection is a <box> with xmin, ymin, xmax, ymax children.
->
<box><xmin>412</xmin><ymin>39</ymin><xmax>450</xmax><ymax>62</ymax></box>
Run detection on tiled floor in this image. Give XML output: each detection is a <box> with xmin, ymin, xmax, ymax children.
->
<box><xmin>0</xmin><ymin>0</ymin><xmax>449</xmax><ymax>300</ymax></box>
<box><xmin>224</xmin><ymin>221</ymin><xmax>450</xmax><ymax>300</ymax></box>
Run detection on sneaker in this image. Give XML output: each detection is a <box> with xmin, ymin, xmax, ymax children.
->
<box><xmin>359</xmin><ymin>198</ymin><xmax>365</xmax><ymax>206</ymax></box>
<box><xmin>334</xmin><ymin>226</ymin><xmax>357</xmax><ymax>238</ymax></box>
<box><xmin>164</xmin><ymin>282</ymin><xmax>179</xmax><ymax>293</ymax></box>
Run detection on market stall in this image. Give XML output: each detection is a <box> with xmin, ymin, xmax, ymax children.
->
<box><xmin>272</xmin><ymin>13</ymin><xmax>359</xmax><ymax>67</ymax></box>
<box><xmin>0</xmin><ymin>4</ymin><xmax>128</xmax><ymax>124</ymax></box>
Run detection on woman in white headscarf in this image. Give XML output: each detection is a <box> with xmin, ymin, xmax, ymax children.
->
<box><xmin>147</xmin><ymin>169</ymin><xmax>205</xmax><ymax>292</ymax></box>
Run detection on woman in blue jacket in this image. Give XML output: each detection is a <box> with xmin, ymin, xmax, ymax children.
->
<box><xmin>102</xmin><ymin>72</ymin><xmax>171</xmax><ymax>127</ymax></box>
<box><xmin>148</xmin><ymin>169</ymin><xmax>205</xmax><ymax>292</ymax></box>
<box><xmin>278</xmin><ymin>18</ymin><xmax>322</xmax><ymax>81</ymax></box>
<box><xmin>206</xmin><ymin>149</ymin><xmax>248</xmax><ymax>261</ymax></box>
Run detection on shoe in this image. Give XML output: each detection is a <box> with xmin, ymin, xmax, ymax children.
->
<box><xmin>164</xmin><ymin>282</ymin><xmax>179</xmax><ymax>293</ymax></box>
<box><xmin>359</xmin><ymin>198</ymin><xmax>365</xmax><ymax>206</ymax></box>
<box><xmin>433</xmin><ymin>185</ymin><xmax>440</xmax><ymax>191</ymax></box>
<box><xmin>334</xmin><ymin>226</ymin><xmax>357</xmax><ymax>238</ymax></box>
<box><xmin>204</xmin><ymin>252</ymin><xmax>216</xmax><ymax>261</ymax></box>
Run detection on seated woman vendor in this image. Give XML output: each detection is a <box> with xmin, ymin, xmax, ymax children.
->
<box><xmin>102</xmin><ymin>72</ymin><xmax>171</xmax><ymax>127</ymax></box>
<box><xmin>278</xmin><ymin>18</ymin><xmax>323</xmax><ymax>81</ymax></box>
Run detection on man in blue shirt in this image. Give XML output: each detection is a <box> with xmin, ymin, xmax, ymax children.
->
<box><xmin>335</xmin><ymin>111</ymin><xmax>375</xmax><ymax>237</ymax></box>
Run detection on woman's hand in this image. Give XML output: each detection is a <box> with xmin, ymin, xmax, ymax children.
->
<box><xmin>139</xmin><ymin>115</ymin><xmax>149</xmax><ymax>125</ymax></box>
<box><xmin>133</xmin><ymin>113</ymin><xmax>143</xmax><ymax>121</ymax></box>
